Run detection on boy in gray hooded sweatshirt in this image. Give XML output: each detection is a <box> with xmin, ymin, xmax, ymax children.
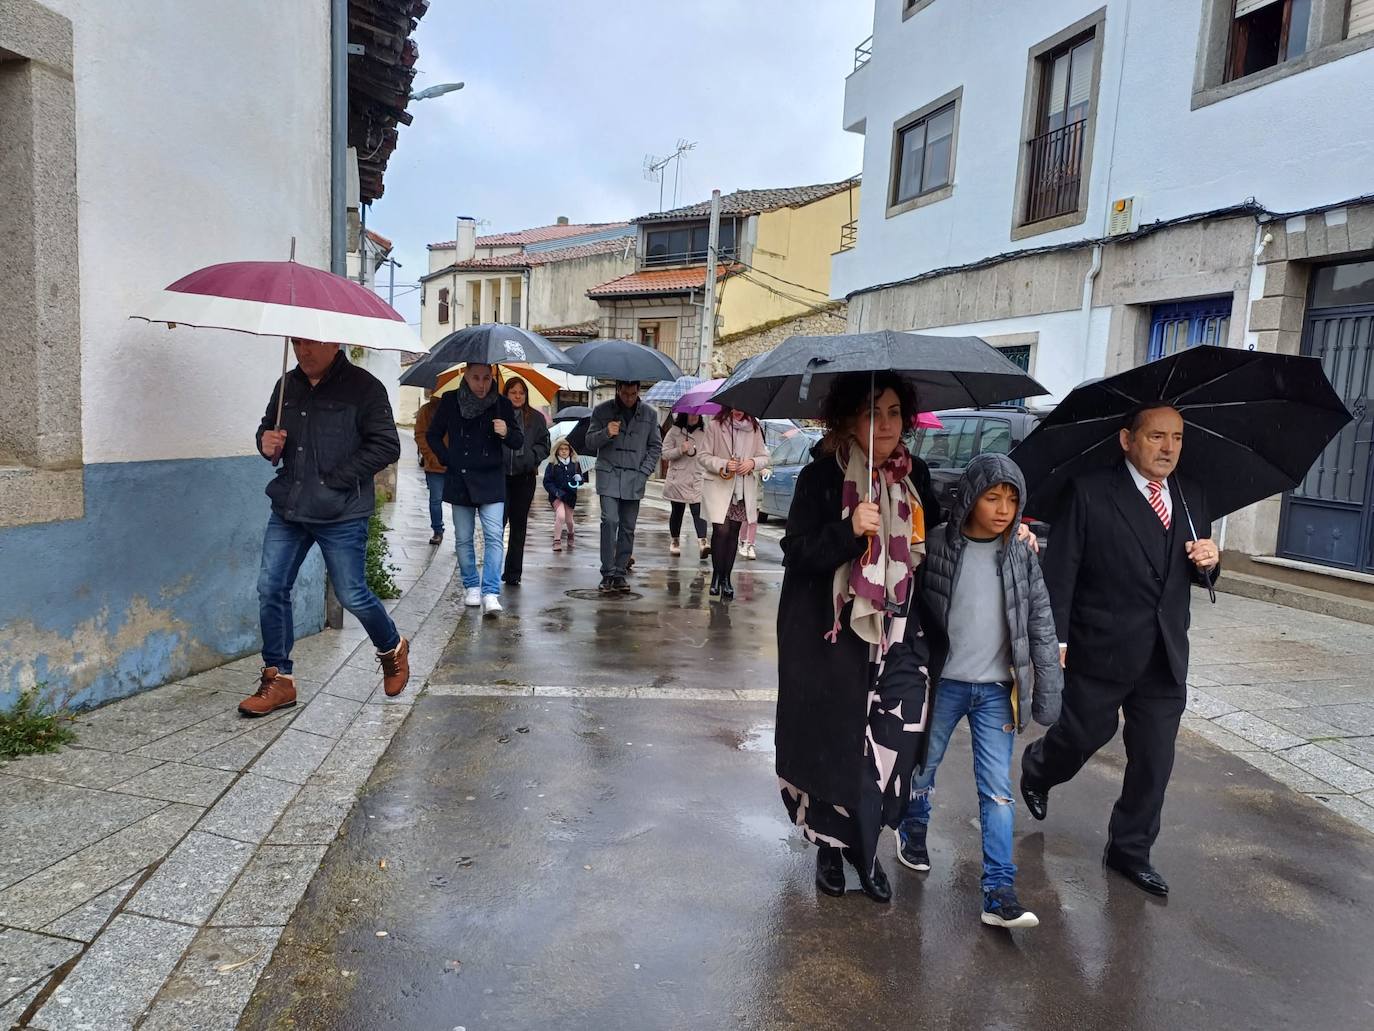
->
<box><xmin>896</xmin><ymin>453</ymin><xmax>1062</xmax><ymax>928</ymax></box>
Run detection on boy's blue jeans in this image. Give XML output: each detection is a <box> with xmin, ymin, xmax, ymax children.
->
<box><xmin>424</xmin><ymin>472</ymin><xmax>446</xmax><ymax>535</ymax></box>
<box><xmin>900</xmin><ymin>678</ymin><xmax>1018</xmax><ymax>892</ymax></box>
<box><xmin>258</xmin><ymin>513</ymin><xmax>401</xmax><ymax>674</ymax></box>
<box><xmin>453</xmin><ymin>502</ymin><xmax>505</xmax><ymax>597</ymax></box>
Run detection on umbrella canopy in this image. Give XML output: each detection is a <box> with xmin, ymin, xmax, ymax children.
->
<box><xmin>711</xmin><ymin>331</ymin><xmax>1045</xmax><ymax>418</ymax></box>
<box><xmin>400</xmin><ymin>325</ymin><xmax>568</xmax><ymax>388</ymax></box>
<box><xmin>643</xmin><ymin>375</ymin><xmax>704</xmax><ymax>406</ymax></box>
<box><xmin>551</xmin><ymin>339</ymin><xmax>684</xmax><ymax>383</ymax></box>
<box><xmin>554</xmin><ymin>405</ymin><xmax>592</xmax><ymax>420</ymax></box>
<box><xmin>1009</xmin><ymin>346</ymin><xmax>1354</xmax><ymax>523</ymax></box>
<box><xmin>916</xmin><ymin>411</ymin><xmax>944</xmax><ymax>430</ymax></box>
<box><xmin>431</xmin><ymin>364</ymin><xmax>558</xmax><ymax>408</ymax></box>
<box><xmin>564</xmin><ymin>416</ymin><xmax>591</xmax><ymax>455</ymax></box>
<box><xmin>672</xmin><ymin>378</ymin><xmax>727</xmax><ymax>416</ymax></box>
<box><xmin>132</xmin><ymin>258</ymin><xmax>418</xmax><ymax>351</ymax></box>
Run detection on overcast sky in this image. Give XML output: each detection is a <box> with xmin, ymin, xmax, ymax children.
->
<box><xmin>370</xmin><ymin>0</ymin><xmax>873</xmax><ymax>323</ymax></box>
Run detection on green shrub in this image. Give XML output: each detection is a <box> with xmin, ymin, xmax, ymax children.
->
<box><xmin>367</xmin><ymin>496</ymin><xmax>401</xmax><ymax>599</ymax></box>
<box><xmin>1</xmin><ymin>686</ymin><xmax>76</xmax><ymax>761</ymax></box>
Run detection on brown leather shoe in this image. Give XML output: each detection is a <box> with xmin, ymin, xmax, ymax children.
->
<box><xmin>239</xmin><ymin>666</ymin><xmax>297</xmax><ymax>717</ymax></box>
<box><xmin>378</xmin><ymin>638</ymin><xmax>410</xmax><ymax>697</ymax></box>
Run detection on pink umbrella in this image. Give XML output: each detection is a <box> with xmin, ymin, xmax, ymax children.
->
<box><xmin>672</xmin><ymin>378</ymin><xmax>727</xmax><ymax>415</ymax></box>
<box><xmin>916</xmin><ymin>411</ymin><xmax>943</xmax><ymax>430</ymax></box>
<box><xmin>132</xmin><ymin>240</ymin><xmax>421</xmax><ymax>428</ymax></box>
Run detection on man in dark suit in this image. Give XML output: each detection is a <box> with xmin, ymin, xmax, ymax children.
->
<box><xmin>1020</xmin><ymin>402</ymin><xmax>1219</xmax><ymax>896</ymax></box>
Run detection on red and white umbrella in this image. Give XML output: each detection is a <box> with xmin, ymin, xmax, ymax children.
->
<box><xmin>132</xmin><ymin>245</ymin><xmax>422</xmax><ymax>429</ymax></box>
<box><xmin>132</xmin><ymin>257</ymin><xmax>418</xmax><ymax>351</ymax></box>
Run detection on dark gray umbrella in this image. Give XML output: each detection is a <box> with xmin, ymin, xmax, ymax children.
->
<box><xmin>399</xmin><ymin>324</ymin><xmax>568</xmax><ymax>389</ymax></box>
<box><xmin>554</xmin><ymin>405</ymin><xmax>592</xmax><ymax>420</ymax></box>
<box><xmin>711</xmin><ymin>330</ymin><xmax>1046</xmax><ymax>418</ymax></box>
<box><xmin>551</xmin><ymin>339</ymin><xmax>684</xmax><ymax>383</ymax></box>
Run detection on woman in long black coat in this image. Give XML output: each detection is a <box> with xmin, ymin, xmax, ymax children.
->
<box><xmin>776</xmin><ymin>371</ymin><xmax>932</xmax><ymax>904</ymax></box>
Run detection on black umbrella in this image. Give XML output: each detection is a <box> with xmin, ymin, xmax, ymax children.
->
<box><xmin>551</xmin><ymin>339</ymin><xmax>684</xmax><ymax>383</ymax></box>
<box><xmin>554</xmin><ymin>405</ymin><xmax>592</xmax><ymax>420</ymax></box>
<box><xmin>1010</xmin><ymin>345</ymin><xmax>1353</xmax><ymax>524</ymax></box>
<box><xmin>565</xmin><ymin>417</ymin><xmax>591</xmax><ymax>455</ymax></box>
<box><xmin>400</xmin><ymin>324</ymin><xmax>568</xmax><ymax>389</ymax></box>
<box><xmin>710</xmin><ymin>330</ymin><xmax>1045</xmax><ymax>418</ymax></box>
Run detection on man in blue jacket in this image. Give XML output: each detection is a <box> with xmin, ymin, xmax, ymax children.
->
<box><xmin>245</xmin><ymin>339</ymin><xmax>409</xmax><ymax>717</ymax></box>
<box><xmin>426</xmin><ymin>363</ymin><xmax>524</xmax><ymax>615</ymax></box>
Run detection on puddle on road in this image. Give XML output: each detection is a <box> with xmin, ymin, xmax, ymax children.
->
<box><xmin>736</xmin><ymin>723</ymin><xmax>775</xmax><ymax>754</ymax></box>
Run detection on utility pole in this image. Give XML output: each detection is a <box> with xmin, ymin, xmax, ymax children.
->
<box><xmin>698</xmin><ymin>189</ymin><xmax>721</xmax><ymax>377</ymax></box>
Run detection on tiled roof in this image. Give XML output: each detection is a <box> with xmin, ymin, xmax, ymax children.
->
<box><xmin>364</xmin><ymin>229</ymin><xmax>394</xmax><ymax>253</ymax></box>
<box><xmin>465</xmin><ymin>237</ymin><xmax>633</xmax><ymax>271</ymax></box>
<box><xmin>587</xmin><ymin>264</ymin><xmax>739</xmax><ymax>299</ymax></box>
<box><xmin>634</xmin><ymin>181</ymin><xmax>857</xmax><ymax>224</ymax></box>
<box><xmin>537</xmin><ymin>320</ymin><xmax>599</xmax><ymax>339</ymax></box>
<box><xmin>421</xmin><ymin>237</ymin><xmax>635</xmax><ymax>282</ymax></box>
<box><xmin>428</xmin><ymin>222</ymin><xmax>629</xmax><ymax>250</ymax></box>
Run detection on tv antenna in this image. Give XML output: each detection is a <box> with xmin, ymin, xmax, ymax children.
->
<box><xmin>642</xmin><ymin>139</ymin><xmax>697</xmax><ymax>212</ymax></box>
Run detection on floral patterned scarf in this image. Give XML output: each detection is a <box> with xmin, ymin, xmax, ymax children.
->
<box><xmin>825</xmin><ymin>441</ymin><xmax>925</xmax><ymax>653</ymax></box>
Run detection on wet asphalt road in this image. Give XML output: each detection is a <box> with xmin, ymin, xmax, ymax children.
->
<box><xmin>242</xmin><ymin>500</ymin><xmax>1374</xmax><ymax>1031</ymax></box>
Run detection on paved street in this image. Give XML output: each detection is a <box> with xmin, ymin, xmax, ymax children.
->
<box><xmin>238</xmin><ymin>494</ymin><xmax>1374</xmax><ymax>1031</ymax></box>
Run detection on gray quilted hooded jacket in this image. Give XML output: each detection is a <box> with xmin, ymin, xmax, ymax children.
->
<box><xmin>919</xmin><ymin>452</ymin><xmax>1063</xmax><ymax>730</ymax></box>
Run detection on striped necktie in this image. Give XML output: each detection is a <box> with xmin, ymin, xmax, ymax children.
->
<box><xmin>1147</xmin><ymin>481</ymin><xmax>1171</xmax><ymax>530</ymax></box>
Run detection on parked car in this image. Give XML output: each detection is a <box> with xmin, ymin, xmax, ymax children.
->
<box><xmin>905</xmin><ymin>405</ymin><xmax>1053</xmax><ymax>541</ymax></box>
<box><xmin>757</xmin><ymin>428</ymin><xmax>823</xmax><ymax>521</ymax></box>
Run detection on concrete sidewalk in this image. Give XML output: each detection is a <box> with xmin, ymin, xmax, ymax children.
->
<box><xmin>0</xmin><ymin>458</ymin><xmax>459</xmax><ymax>1031</ymax></box>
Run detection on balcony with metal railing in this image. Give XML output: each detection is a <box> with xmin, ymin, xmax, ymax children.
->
<box><xmin>1023</xmin><ymin>119</ymin><xmax>1087</xmax><ymax>225</ymax></box>
<box><xmin>838</xmin><ymin>219</ymin><xmax>858</xmax><ymax>253</ymax></box>
<box><xmin>854</xmin><ymin>35</ymin><xmax>873</xmax><ymax>70</ymax></box>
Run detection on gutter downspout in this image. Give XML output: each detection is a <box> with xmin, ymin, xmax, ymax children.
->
<box><xmin>330</xmin><ymin>0</ymin><xmax>348</xmax><ymax>276</ymax></box>
<box><xmin>326</xmin><ymin>0</ymin><xmax>349</xmax><ymax>629</ymax></box>
<box><xmin>1079</xmin><ymin>244</ymin><xmax>1102</xmax><ymax>373</ymax></box>
<box><xmin>1080</xmin><ymin>0</ymin><xmax>1129</xmax><ymax>379</ymax></box>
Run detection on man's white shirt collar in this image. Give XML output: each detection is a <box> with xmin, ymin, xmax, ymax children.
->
<box><xmin>1125</xmin><ymin>460</ymin><xmax>1172</xmax><ymax>518</ymax></box>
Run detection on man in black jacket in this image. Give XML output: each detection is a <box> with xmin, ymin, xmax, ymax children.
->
<box><xmin>1020</xmin><ymin>403</ymin><xmax>1219</xmax><ymax>897</ymax></box>
<box><xmin>243</xmin><ymin>340</ymin><xmax>409</xmax><ymax>717</ymax></box>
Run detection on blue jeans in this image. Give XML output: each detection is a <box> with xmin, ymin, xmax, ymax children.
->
<box><xmin>258</xmin><ymin>513</ymin><xmax>401</xmax><ymax>674</ymax></box>
<box><xmin>425</xmin><ymin>472</ymin><xmax>446</xmax><ymax>535</ymax></box>
<box><xmin>900</xmin><ymin>678</ymin><xmax>1018</xmax><ymax>892</ymax></box>
<box><xmin>453</xmin><ymin>502</ymin><xmax>505</xmax><ymax>596</ymax></box>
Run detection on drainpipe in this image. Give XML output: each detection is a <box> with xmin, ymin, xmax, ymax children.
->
<box><xmin>325</xmin><ymin>0</ymin><xmax>349</xmax><ymax>630</ymax></box>
<box><xmin>330</xmin><ymin>0</ymin><xmax>348</xmax><ymax>276</ymax></box>
<box><xmin>1080</xmin><ymin>244</ymin><xmax>1102</xmax><ymax>378</ymax></box>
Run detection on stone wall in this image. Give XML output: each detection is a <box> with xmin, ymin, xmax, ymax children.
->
<box><xmin>714</xmin><ymin>303</ymin><xmax>849</xmax><ymax>376</ymax></box>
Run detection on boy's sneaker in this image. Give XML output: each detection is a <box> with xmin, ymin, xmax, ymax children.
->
<box><xmin>464</xmin><ymin>587</ymin><xmax>481</xmax><ymax>607</ymax></box>
<box><xmin>981</xmin><ymin>886</ymin><xmax>1039</xmax><ymax>929</ymax></box>
<box><xmin>894</xmin><ymin>827</ymin><xmax>930</xmax><ymax>872</ymax></box>
<box><xmin>481</xmin><ymin>595</ymin><xmax>502</xmax><ymax>616</ymax></box>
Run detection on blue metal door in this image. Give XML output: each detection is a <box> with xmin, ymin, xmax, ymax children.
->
<box><xmin>1278</xmin><ymin>301</ymin><xmax>1374</xmax><ymax>572</ymax></box>
<box><xmin>1148</xmin><ymin>297</ymin><xmax>1232</xmax><ymax>361</ymax></box>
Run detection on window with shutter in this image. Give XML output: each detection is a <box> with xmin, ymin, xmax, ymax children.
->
<box><xmin>438</xmin><ymin>288</ymin><xmax>450</xmax><ymax>325</ymax></box>
<box><xmin>1227</xmin><ymin>0</ymin><xmax>1311</xmax><ymax>81</ymax></box>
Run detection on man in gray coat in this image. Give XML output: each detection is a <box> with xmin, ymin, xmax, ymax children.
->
<box><xmin>585</xmin><ymin>380</ymin><xmax>662</xmax><ymax>594</ymax></box>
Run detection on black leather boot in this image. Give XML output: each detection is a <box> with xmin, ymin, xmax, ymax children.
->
<box><xmin>850</xmin><ymin>854</ymin><xmax>892</xmax><ymax>904</ymax></box>
<box><xmin>720</xmin><ymin>575</ymin><xmax>735</xmax><ymax>599</ymax></box>
<box><xmin>815</xmin><ymin>844</ymin><xmax>845</xmax><ymax>897</ymax></box>
<box><xmin>709</xmin><ymin>573</ymin><xmax>721</xmax><ymax>597</ymax></box>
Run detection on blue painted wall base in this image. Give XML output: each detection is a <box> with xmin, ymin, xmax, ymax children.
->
<box><xmin>0</xmin><ymin>457</ymin><xmax>325</xmax><ymax>712</ymax></box>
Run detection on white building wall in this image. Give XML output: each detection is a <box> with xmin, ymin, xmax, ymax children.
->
<box><xmin>45</xmin><ymin>0</ymin><xmax>332</xmax><ymax>464</ymax></box>
<box><xmin>834</xmin><ymin>0</ymin><xmax>1374</xmax><ymax>298</ymax></box>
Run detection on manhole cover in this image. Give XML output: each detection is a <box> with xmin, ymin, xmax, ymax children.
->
<box><xmin>565</xmin><ymin>588</ymin><xmax>645</xmax><ymax>601</ymax></box>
